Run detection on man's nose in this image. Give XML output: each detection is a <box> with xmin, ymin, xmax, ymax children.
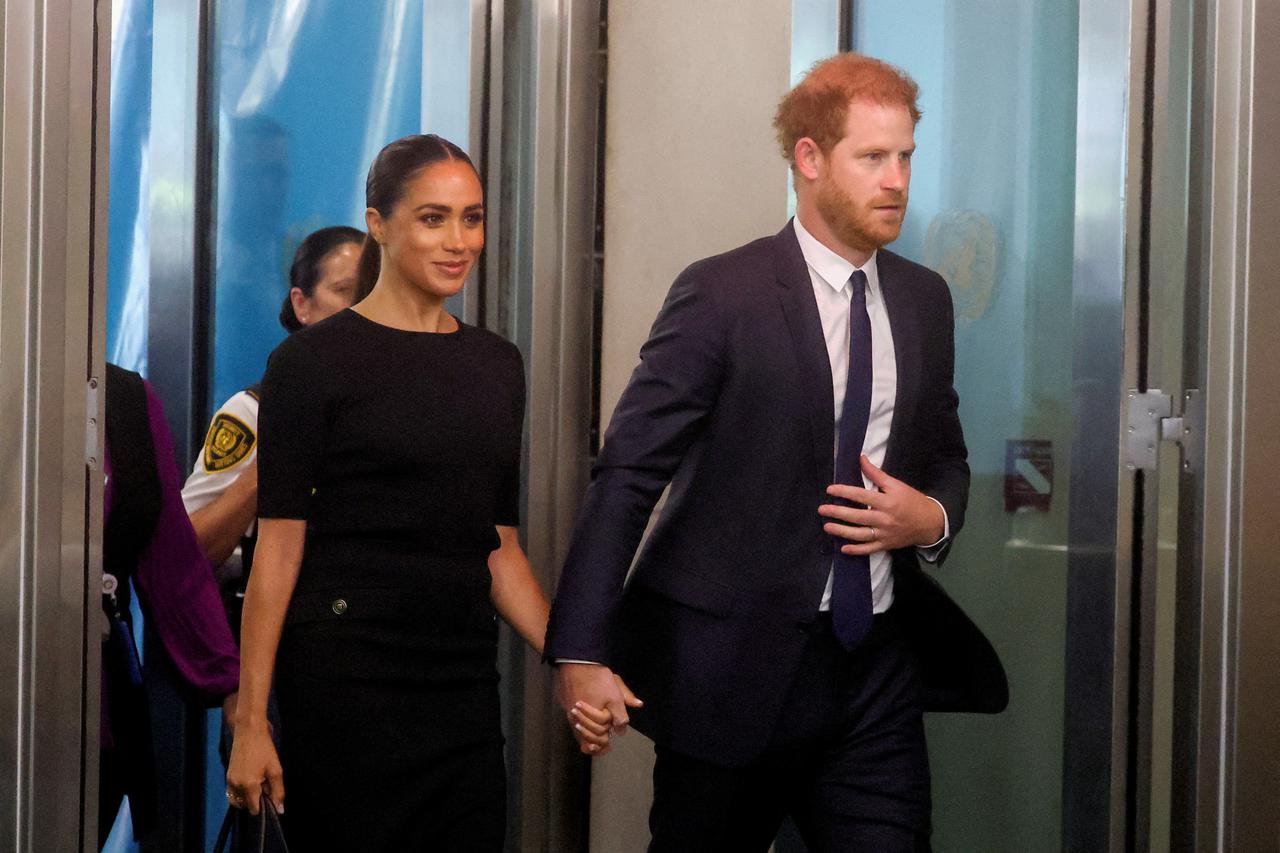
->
<box><xmin>882</xmin><ymin>159</ymin><xmax>908</xmax><ymax>192</ymax></box>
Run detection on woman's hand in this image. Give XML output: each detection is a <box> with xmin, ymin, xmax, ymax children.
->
<box><xmin>221</xmin><ymin>691</ymin><xmax>239</xmax><ymax>734</ymax></box>
<box><xmin>225</xmin><ymin>723</ymin><xmax>284</xmax><ymax>816</ymax></box>
<box><xmin>569</xmin><ymin>700</ymin><xmax>614</xmax><ymax>753</ymax></box>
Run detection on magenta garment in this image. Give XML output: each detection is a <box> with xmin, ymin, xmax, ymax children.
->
<box><xmin>101</xmin><ymin>379</ymin><xmax>240</xmax><ymax>747</ymax></box>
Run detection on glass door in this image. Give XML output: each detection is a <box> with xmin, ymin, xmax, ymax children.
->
<box><xmin>845</xmin><ymin>0</ymin><xmax>1167</xmax><ymax>849</ymax></box>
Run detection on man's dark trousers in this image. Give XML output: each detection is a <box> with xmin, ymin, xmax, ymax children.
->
<box><xmin>646</xmin><ymin>609</ymin><xmax>930</xmax><ymax>853</ymax></box>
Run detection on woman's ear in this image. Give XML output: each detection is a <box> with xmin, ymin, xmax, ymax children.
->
<box><xmin>288</xmin><ymin>287</ymin><xmax>309</xmax><ymax>325</ymax></box>
<box><xmin>364</xmin><ymin>207</ymin><xmax>384</xmax><ymax>244</ymax></box>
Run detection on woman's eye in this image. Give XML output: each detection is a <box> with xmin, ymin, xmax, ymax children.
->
<box><xmin>421</xmin><ymin>215</ymin><xmax>443</xmax><ymax>226</ymax></box>
<box><xmin>465</xmin><ymin>213</ymin><xmax>485</xmax><ymax>226</ymax></box>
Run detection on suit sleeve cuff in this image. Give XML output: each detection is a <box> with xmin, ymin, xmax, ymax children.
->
<box><xmin>916</xmin><ymin>496</ymin><xmax>951</xmax><ymax>562</ymax></box>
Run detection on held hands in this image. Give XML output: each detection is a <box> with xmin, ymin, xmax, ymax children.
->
<box><xmin>225</xmin><ymin>720</ymin><xmax>284</xmax><ymax>816</ymax></box>
<box><xmin>819</xmin><ymin>455</ymin><xmax>944</xmax><ymax>555</ymax></box>
<box><xmin>554</xmin><ymin>664</ymin><xmax>644</xmax><ymax>756</ymax></box>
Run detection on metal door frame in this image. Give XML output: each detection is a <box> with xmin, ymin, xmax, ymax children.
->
<box><xmin>0</xmin><ymin>0</ymin><xmax>110</xmax><ymax>849</ymax></box>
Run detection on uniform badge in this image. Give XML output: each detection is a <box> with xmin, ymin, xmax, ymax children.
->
<box><xmin>203</xmin><ymin>413</ymin><xmax>256</xmax><ymax>472</ymax></box>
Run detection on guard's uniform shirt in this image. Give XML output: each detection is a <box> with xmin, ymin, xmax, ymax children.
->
<box><xmin>182</xmin><ymin>386</ymin><xmax>260</xmax><ymax>540</ymax></box>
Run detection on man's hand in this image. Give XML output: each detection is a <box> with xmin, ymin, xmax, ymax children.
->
<box><xmin>818</xmin><ymin>455</ymin><xmax>944</xmax><ymax>555</ymax></box>
<box><xmin>554</xmin><ymin>664</ymin><xmax>643</xmax><ymax>756</ymax></box>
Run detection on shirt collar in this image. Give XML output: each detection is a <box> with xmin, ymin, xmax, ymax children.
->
<box><xmin>792</xmin><ymin>216</ymin><xmax>879</xmax><ymax>297</ymax></box>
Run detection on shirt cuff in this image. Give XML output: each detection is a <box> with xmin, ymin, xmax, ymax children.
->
<box><xmin>554</xmin><ymin>659</ymin><xmax>603</xmax><ymax>666</ymax></box>
<box><xmin>916</xmin><ymin>496</ymin><xmax>951</xmax><ymax>563</ymax></box>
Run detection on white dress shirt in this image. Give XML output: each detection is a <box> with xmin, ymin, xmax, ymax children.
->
<box><xmin>793</xmin><ymin>217</ymin><xmax>950</xmax><ymax>615</ymax></box>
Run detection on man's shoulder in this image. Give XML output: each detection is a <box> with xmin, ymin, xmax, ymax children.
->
<box><xmin>686</xmin><ymin>232</ymin><xmax>779</xmax><ymax>275</ymax></box>
<box><xmin>878</xmin><ymin>248</ymin><xmax>948</xmax><ymax>292</ymax></box>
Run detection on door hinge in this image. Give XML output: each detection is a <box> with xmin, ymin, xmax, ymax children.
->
<box><xmin>86</xmin><ymin>375</ymin><xmax>100</xmax><ymax>470</ymax></box>
<box><xmin>1125</xmin><ymin>388</ymin><xmax>1203</xmax><ymax>474</ymax></box>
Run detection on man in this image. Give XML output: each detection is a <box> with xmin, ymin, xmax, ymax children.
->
<box><xmin>545</xmin><ymin>53</ymin><xmax>1006</xmax><ymax>851</ymax></box>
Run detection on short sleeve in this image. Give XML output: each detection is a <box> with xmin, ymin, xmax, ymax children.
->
<box><xmin>493</xmin><ymin>346</ymin><xmax>526</xmax><ymax>527</ymax></box>
<box><xmin>181</xmin><ymin>390</ymin><xmax>259</xmax><ymax>515</ymax></box>
<box><xmin>257</xmin><ymin>335</ymin><xmax>325</xmax><ymax>519</ymax></box>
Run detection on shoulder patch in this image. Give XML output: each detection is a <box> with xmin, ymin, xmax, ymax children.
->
<box><xmin>203</xmin><ymin>412</ymin><xmax>256</xmax><ymax>472</ymax></box>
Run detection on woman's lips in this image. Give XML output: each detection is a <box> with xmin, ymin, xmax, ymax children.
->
<box><xmin>434</xmin><ymin>261</ymin><xmax>468</xmax><ymax>276</ymax></box>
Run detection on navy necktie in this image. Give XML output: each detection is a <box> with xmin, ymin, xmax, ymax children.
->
<box><xmin>831</xmin><ymin>269</ymin><xmax>873</xmax><ymax>650</ymax></box>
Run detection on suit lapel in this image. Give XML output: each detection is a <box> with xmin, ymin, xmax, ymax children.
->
<box><xmin>772</xmin><ymin>221</ymin><xmax>835</xmax><ymax>487</ymax></box>
<box><xmin>879</xmin><ymin>249</ymin><xmax>921</xmax><ymax>476</ymax></box>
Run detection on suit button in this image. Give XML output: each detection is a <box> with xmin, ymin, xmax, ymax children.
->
<box><xmin>331</xmin><ymin>598</ymin><xmax>348</xmax><ymax>615</ymax></box>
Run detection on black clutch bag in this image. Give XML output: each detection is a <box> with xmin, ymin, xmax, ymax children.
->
<box><xmin>213</xmin><ymin>794</ymin><xmax>290</xmax><ymax>853</ymax></box>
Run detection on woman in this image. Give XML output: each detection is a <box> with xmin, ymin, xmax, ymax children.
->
<box><xmin>225</xmin><ymin>135</ymin><xmax>624</xmax><ymax>850</ymax></box>
<box><xmin>182</xmin><ymin>225</ymin><xmax>363</xmax><ymax>584</ymax></box>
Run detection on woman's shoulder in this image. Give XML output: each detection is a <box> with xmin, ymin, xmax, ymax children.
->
<box><xmin>461</xmin><ymin>323</ymin><xmax>524</xmax><ymax>375</ymax></box>
<box><xmin>265</xmin><ymin>309</ymin><xmax>357</xmax><ymax>366</ymax></box>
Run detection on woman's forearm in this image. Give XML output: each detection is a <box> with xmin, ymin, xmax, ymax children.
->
<box><xmin>488</xmin><ymin>526</ymin><xmax>550</xmax><ymax>654</ymax></box>
<box><xmin>235</xmin><ymin>517</ymin><xmax>306</xmax><ymax>728</ymax></box>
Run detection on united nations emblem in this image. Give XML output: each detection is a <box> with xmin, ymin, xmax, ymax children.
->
<box><xmin>203</xmin><ymin>413</ymin><xmax>256</xmax><ymax>472</ymax></box>
<box><xmin>923</xmin><ymin>210</ymin><xmax>998</xmax><ymax>326</ymax></box>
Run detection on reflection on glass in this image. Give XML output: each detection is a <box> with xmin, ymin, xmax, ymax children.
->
<box><xmin>856</xmin><ymin>1</ymin><xmax>1080</xmax><ymax>850</ymax></box>
<box><xmin>106</xmin><ymin>0</ymin><xmax>155</xmax><ymax>374</ymax></box>
<box><xmin>209</xmin><ymin>0</ymin><xmax>427</xmax><ymax>409</ymax></box>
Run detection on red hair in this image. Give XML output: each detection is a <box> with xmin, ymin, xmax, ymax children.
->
<box><xmin>774</xmin><ymin>53</ymin><xmax>922</xmax><ymax>167</ymax></box>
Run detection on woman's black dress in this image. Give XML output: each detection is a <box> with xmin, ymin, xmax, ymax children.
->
<box><xmin>257</xmin><ymin>309</ymin><xmax>525</xmax><ymax>851</ymax></box>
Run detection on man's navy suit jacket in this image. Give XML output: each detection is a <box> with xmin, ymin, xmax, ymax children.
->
<box><xmin>545</xmin><ymin>222</ymin><xmax>1007</xmax><ymax>768</ymax></box>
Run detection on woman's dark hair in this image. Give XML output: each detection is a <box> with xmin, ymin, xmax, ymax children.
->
<box><xmin>354</xmin><ymin>134</ymin><xmax>479</xmax><ymax>300</ymax></box>
<box><xmin>279</xmin><ymin>225</ymin><xmax>366</xmax><ymax>332</ymax></box>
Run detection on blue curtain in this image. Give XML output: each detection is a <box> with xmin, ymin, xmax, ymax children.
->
<box><xmin>106</xmin><ymin>0</ymin><xmax>154</xmax><ymax>375</ymax></box>
<box><xmin>209</xmin><ymin>0</ymin><xmax>425</xmax><ymax>410</ymax></box>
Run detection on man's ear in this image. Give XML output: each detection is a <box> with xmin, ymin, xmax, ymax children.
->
<box><xmin>793</xmin><ymin>137</ymin><xmax>824</xmax><ymax>182</ymax></box>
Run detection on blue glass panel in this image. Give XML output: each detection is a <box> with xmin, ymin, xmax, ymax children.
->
<box><xmin>856</xmin><ymin>2</ymin><xmax>1080</xmax><ymax>850</ymax></box>
<box><xmin>787</xmin><ymin>0</ymin><xmax>841</xmax><ymax>218</ymax></box>
<box><xmin>209</xmin><ymin>0</ymin><xmax>426</xmax><ymax>410</ymax></box>
<box><xmin>106</xmin><ymin>0</ymin><xmax>155</xmax><ymax>375</ymax></box>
